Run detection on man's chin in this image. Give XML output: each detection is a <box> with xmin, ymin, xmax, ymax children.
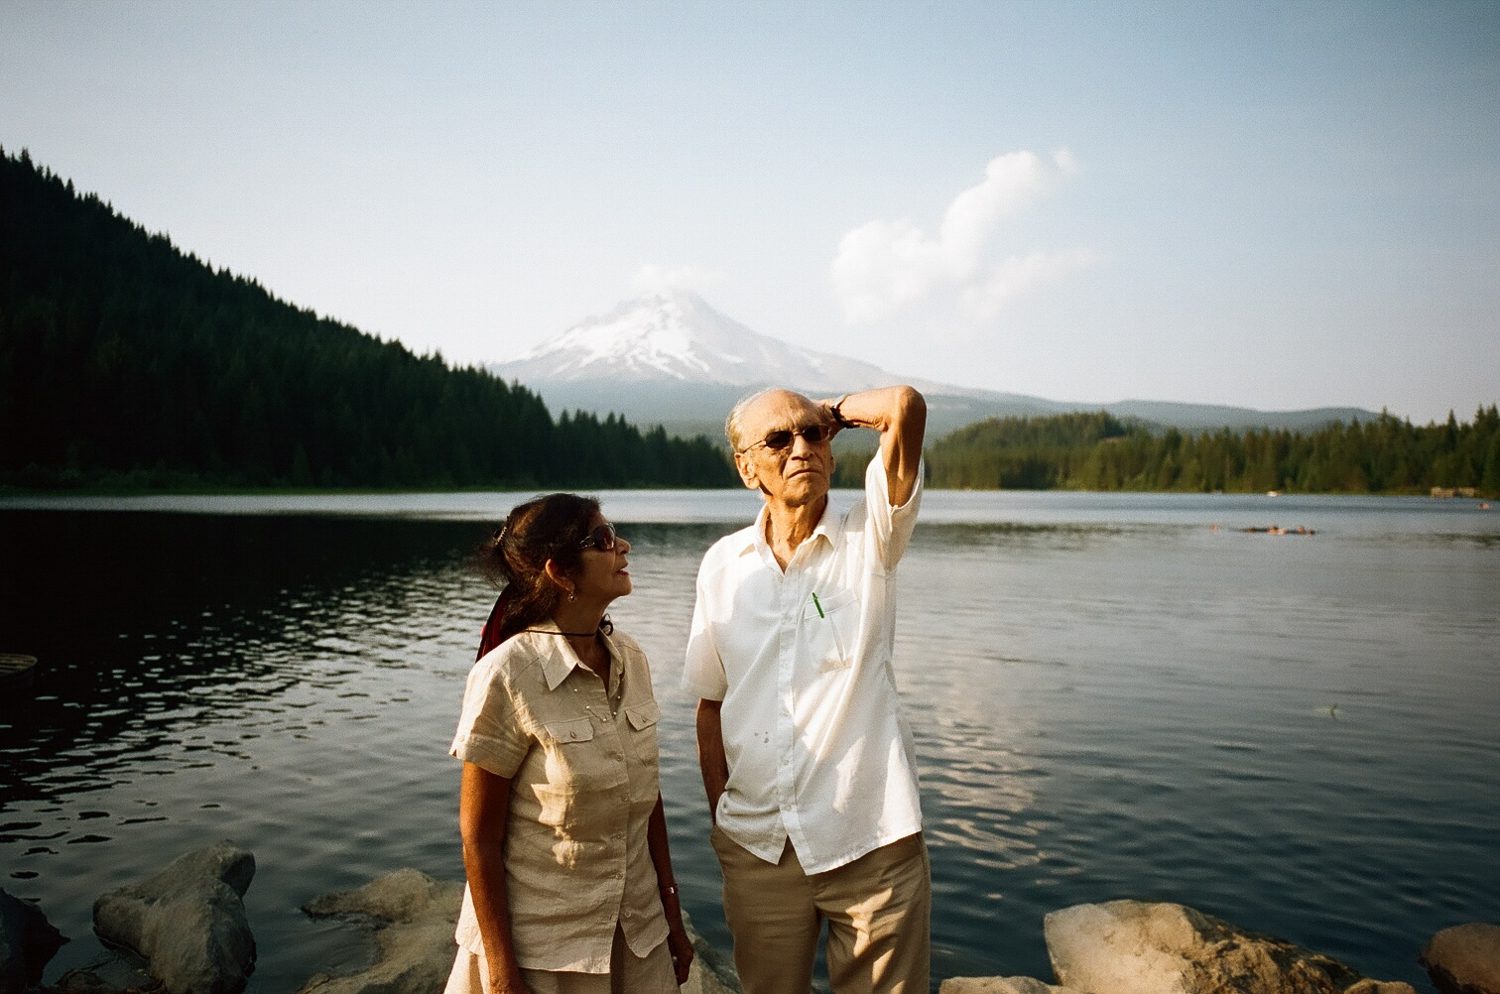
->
<box><xmin>778</xmin><ymin>478</ymin><xmax>829</xmax><ymax>506</ymax></box>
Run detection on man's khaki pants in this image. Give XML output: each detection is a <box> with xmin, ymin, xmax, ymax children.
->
<box><xmin>711</xmin><ymin>827</ymin><xmax>930</xmax><ymax>994</ymax></box>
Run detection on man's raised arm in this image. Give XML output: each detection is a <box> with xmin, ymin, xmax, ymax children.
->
<box><xmin>820</xmin><ymin>386</ymin><xmax>927</xmax><ymax>506</ymax></box>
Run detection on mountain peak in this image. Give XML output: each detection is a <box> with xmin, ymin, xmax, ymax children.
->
<box><xmin>495</xmin><ymin>292</ymin><xmax>900</xmax><ymax>392</ymax></box>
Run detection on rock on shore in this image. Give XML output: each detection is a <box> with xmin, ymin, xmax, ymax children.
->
<box><xmin>1421</xmin><ymin>923</ymin><xmax>1500</xmax><ymax>994</ymax></box>
<box><xmin>941</xmin><ymin>978</ymin><xmax>1083</xmax><ymax>994</ymax></box>
<box><xmin>296</xmin><ymin>868</ymin><xmax>463</xmax><ymax>994</ymax></box>
<box><xmin>942</xmin><ymin>900</ymin><xmax>1420</xmax><ymax>994</ymax></box>
<box><xmin>91</xmin><ymin>841</ymin><xmax>256</xmax><ymax>994</ymax></box>
<box><xmin>0</xmin><ymin>889</ymin><xmax>66</xmax><ymax>994</ymax></box>
<box><xmin>1043</xmin><ymin>901</ymin><xmax>1416</xmax><ymax>994</ymax></box>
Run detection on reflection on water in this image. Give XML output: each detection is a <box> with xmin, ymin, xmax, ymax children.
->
<box><xmin>1</xmin><ymin>497</ymin><xmax>1497</xmax><ymax>993</ymax></box>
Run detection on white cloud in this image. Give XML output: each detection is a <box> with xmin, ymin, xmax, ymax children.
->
<box><xmin>961</xmin><ymin>248</ymin><xmax>1101</xmax><ymax>320</ymax></box>
<box><xmin>832</xmin><ymin>149</ymin><xmax>1093</xmax><ymax>323</ymax></box>
<box><xmin>631</xmin><ymin>263</ymin><xmax>722</xmax><ymax>296</ymax></box>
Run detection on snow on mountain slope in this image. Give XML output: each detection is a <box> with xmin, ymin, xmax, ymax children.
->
<box><xmin>492</xmin><ymin>291</ymin><xmax>909</xmax><ymax>393</ymax></box>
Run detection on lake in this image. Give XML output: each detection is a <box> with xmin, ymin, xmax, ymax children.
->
<box><xmin>1</xmin><ymin>489</ymin><xmax>1496</xmax><ymax>992</ymax></box>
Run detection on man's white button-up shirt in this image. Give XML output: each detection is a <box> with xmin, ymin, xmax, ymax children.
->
<box><xmin>682</xmin><ymin>455</ymin><xmax>924</xmax><ymax>874</ymax></box>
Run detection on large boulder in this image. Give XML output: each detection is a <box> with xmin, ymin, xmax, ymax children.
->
<box><xmin>296</xmin><ymin>868</ymin><xmax>741</xmax><ymax>994</ymax></box>
<box><xmin>1421</xmin><ymin>923</ymin><xmax>1500</xmax><ymax>994</ymax></box>
<box><xmin>0</xmin><ymin>889</ymin><xmax>66</xmax><ymax>994</ymax></box>
<box><xmin>942</xmin><ymin>978</ymin><xmax>1086</xmax><ymax>994</ymax></box>
<box><xmin>1044</xmin><ymin>900</ymin><xmax>1417</xmax><ymax>994</ymax></box>
<box><xmin>92</xmin><ymin>840</ymin><xmax>256</xmax><ymax>994</ymax></box>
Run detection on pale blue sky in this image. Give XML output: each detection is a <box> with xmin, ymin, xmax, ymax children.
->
<box><xmin>3</xmin><ymin>0</ymin><xmax>1496</xmax><ymax>424</ymax></box>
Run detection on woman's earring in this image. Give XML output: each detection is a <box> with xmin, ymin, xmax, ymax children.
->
<box><xmin>568</xmin><ymin>590</ymin><xmax>576</xmax><ymax>602</ymax></box>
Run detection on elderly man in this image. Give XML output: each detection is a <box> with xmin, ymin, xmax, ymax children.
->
<box><xmin>683</xmin><ymin>385</ymin><xmax>929</xmax><ymax>994</ymax></box>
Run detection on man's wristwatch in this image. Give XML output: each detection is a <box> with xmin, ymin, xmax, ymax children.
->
<box><xmin>830</xmin><ymin>395</ymin><xmax>855</xmax><ymax>429</ymax></box>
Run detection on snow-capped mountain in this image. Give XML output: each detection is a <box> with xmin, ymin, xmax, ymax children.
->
<box><xmin>489</xmin><ymin>291</ymin><xmax>1377</xmax><ymax>438</ymax></box>
<box><xmin>493</xmin><ymin>291</ymin><xmax>910</xmax><ymax>393</ymax></box>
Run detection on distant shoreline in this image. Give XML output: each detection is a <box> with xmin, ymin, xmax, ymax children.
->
<box><xmin>3</xmin><ymin>484</ymin><xmax>1494</xmax><ymax>500</ymax></box>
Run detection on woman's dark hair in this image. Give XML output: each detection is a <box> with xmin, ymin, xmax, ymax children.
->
<box><xmin>477</xmin><ymin>493</ymin><xmax>612</xmax><ymax>654</ymax></box>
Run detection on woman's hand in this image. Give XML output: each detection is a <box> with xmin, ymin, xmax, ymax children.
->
<box><xmin>667</xmin><ymin>921</ymin><xmax>695</xmax><ymax>986</ymax></box>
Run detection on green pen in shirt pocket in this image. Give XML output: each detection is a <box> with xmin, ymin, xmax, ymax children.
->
<box><xmin>811</xmin><ymin>592</ymin><xmax>825</xmax><ymax>619</ymax></box>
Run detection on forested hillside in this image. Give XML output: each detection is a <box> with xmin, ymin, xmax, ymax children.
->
<box><xmin>0</xmin><ymin>148</ymin><xmax>731</xmax><ymax>490</ymax></box>
<box><xmin>919</xmin><ymin>409</ymin><xmax>1500</xmax><ymax>494</ymax></box>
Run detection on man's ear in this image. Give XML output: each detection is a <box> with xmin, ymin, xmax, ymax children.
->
<box><xmin>734</xmin><ymin>451</ymin><xmax>759</xmax><ymax>491</ymax></box>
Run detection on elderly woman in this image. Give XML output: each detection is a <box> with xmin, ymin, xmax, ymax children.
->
<box><xmin>445</xmin><ymin>493</ymin><xmax>693</xmax><ymax>994</ymax></box>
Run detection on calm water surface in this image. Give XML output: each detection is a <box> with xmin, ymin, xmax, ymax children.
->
<box><xmin>1</xmin><ymin>490</ymin><xmax>1496</xmax><ymax>992</ymax></box>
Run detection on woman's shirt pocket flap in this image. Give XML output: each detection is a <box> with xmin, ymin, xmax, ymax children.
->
<box><xmin>624</xmin><ymin>701</ymin><xmax>661</xmax><ymax>731</ymax></box>
<box><xmin>541</xmin><ymin>717</ymin><xmax>595</xmax><ymax>743</ymax></box>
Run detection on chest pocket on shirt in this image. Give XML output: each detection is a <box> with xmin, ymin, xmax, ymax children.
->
<box><xmin>802</xmin><ymin>588</ymin><xmax>860</xmax><ymax>672</ymax></box>
<box><xmin>533</xmin><ymin>716</ymin><xmax>625</xmax><ymax>829</ymax></box>
<box><xmin>622</xmin><ymin>700</ymin><xmax>661</xmax><ymax>802</ymax></box>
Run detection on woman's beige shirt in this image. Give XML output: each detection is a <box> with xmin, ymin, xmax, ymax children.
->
<box><xmin>449</xmin><ymin>622</ymin><xmax>668</xmax><ymax>973</ymax></box>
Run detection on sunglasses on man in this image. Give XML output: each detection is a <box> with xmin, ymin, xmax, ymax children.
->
<box><xmin>739</xmin><ymin>423</ymin><xmax>833</xmax><ymax>454</ymax></box>
<box><xmin>577</xmin><ymin>523</ymin><xmax>620</xmax><ymax>552</ymax></box>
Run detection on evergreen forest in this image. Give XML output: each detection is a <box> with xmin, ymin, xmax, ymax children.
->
<box><xmin>0</xmin><ymin>148</ymin><xmax>732</xmax><ymax>490</ymax></box>
<box><xmin>910</xmin><ymin>409</ymin><xmax>1500</xmax><ymax>495</ymax></box>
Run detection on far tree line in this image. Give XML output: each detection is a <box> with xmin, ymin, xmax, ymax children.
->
<box><xmin>828</xmin><ymin>408</ymin><xmax>1500</xmax><ymax>495</ymax></box>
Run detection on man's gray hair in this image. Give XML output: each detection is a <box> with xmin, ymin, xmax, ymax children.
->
<box><xmin>725</xmin><ymin>387</ymin><xmax>777</xmax><ymax>451</ymax></box>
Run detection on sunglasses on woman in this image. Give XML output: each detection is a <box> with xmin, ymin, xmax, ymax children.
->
<box><xmin>576</xmin><ymin>523</ymin><xmax>619</xmax><ymax>552</ymax></box>
<box><xmin>740</xmin><ymin>423</ymin><xmax>833</xmax><ymax>453</ymax></box>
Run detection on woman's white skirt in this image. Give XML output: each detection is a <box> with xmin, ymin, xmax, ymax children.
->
<box><xmin>443</xmin><ymin>925</ymin><xmax>678</xmax><ymax>994</ymax></box>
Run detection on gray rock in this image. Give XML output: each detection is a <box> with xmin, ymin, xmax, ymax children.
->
<box><xmin>93</xmin><ymin>841</ymin><xmax>256</xmax><ymax>994</ymax></box>
<box><xmin>297</xmin><ymin>869</ymin><xmax>741</xmax><ymax>994</ymax></box>
<box><xmin>679</xmin><ymin>908</ymin><xmax>740</xmax><ymax>994</ymax></box>
<box><xmin>1421</xmin><ymin>923</ymin><xmax>1500</xmax><ymax>994</ymax></box>
<box><xmin>941</xmin><ymin>977</ymin><xmax>1086</xmax><ymax>994</ymax></box>
<box><xmin>296</xmin><ymin>869</ymin><xmax>463</xmax><ymax>994</ymax></box>
<box><xmin>51</xmin><ymin>950</ymin><xmax>157</xmax><ymax>993</ymax></box>
<box><xmin>0</xmin><ymin>889</ymin><xmax>66</xmax><ymax>994</ymax></box>
<box><xmin>1044</xmin><ymin>900</ymin><xmax>1417</xmax><ymax>994</ymax></box>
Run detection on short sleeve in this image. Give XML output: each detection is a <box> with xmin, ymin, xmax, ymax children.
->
<box><xmin>449</xmin><ymin>653</ymin><xmax>530</xmax><ymax>777</ymax></box>
<box><xmin>864</xmin><ymin>453</ymin><xmax>924</xmax><ymax>571</ymax></box>
<box><xmin>681</xmin><ymin>559</ymin><xmax>728</xmax><ymax>701</ymax></box>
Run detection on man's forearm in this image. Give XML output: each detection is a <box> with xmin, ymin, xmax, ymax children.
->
<box><xmin>695</xmin><ymin>698</ymin><xmax>729</xmax><ymax>823</ymax></box>
<box><xmin>823</xmin><ymin>386</ymin><xmax>927</xmax><ymax>506</ymax></box>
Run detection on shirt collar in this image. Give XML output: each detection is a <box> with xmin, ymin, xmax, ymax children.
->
<box><xmin>526</xmin><ymin>619</ymin><xmax>621</xmax><ymax>693</ymax></box>
<box><xmin>742</xmin><ymin>497</ymin><xmax>844</xmax><ymax>560</ymax></box>
<box><xmin>525</xmin><ymin>619</ymin><xmax>584</xmax><ymax>691</ymax></box>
